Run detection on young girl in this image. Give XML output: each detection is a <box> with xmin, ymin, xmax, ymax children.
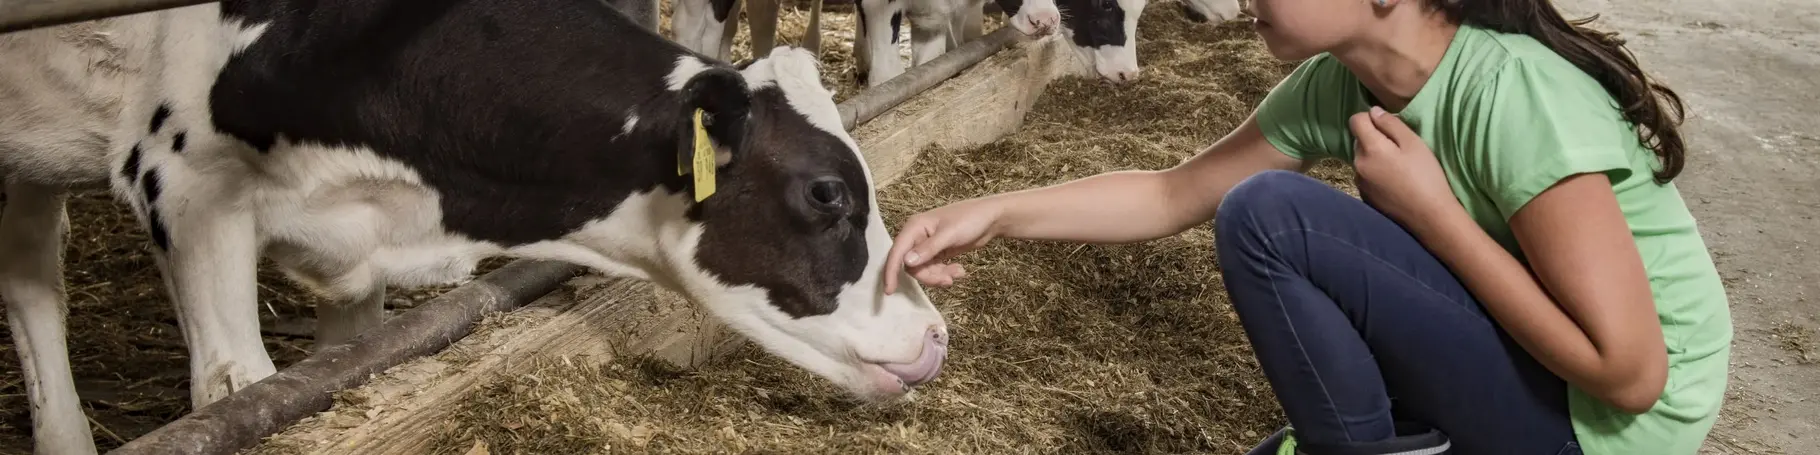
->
<box><xmin>879</xmin><ymin>0</ymin><xmax>1732</xmax><ymax>453</ymax></box>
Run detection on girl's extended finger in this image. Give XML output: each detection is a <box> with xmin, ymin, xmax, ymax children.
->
<box><xmin>883</xmin><ymin>219</ymin><xmax>935</xmax><ymax>293</ymax></box>
<box><xmin>912</xmin><ymin>263</ymin><xmax>959</xmax><ymax>287</ymax></box>
<box><xmin>906</xmin><ymin>222</ymin><xmax>968</xmax><ymax>270</ymax></box>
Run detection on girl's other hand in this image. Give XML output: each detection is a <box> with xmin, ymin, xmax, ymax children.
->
<box><xmin>1350</xmin><ymin>106</ymin><xmax>1464</xmax><ymax>229</ymax></box>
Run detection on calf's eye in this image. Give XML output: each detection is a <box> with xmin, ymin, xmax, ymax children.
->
<box><xmin>807</xmin><ymin>177</ymin><xmax>849</xmax><ymax>212</ymax></box>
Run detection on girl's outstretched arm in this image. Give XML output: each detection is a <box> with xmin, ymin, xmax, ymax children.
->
<box><xmin>883</xmin><ymin>113</ymin><xmax>1306</xmax><ymax>293</ymax></box>
<box><xmin>993</xmin><ymin>113</ymin><xmax>1310</xmax><ymax>243</ymax></box>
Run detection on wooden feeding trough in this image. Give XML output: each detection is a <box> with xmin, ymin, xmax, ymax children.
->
<box><xmin>2</xmin><ymin>1</ymin><xmax>1093</xmax><ymax>453</ymax></box>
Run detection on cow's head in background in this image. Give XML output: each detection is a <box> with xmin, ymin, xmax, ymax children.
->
<box><xmin>993</xmin><ymin>0</ymin><xmax>1245</xmax><ymax>83</ymax></box>
<box><xmin>1178</xmin><ymin>0</ymin><xmax>1244</xmax><ymax>23</ymax></box>
<box><xmin>640</xmin><ymin>47</ymin><xmax>949</xmax><ymax>401</ymax></box>
<box><xmin>993</xmin><ymin>0</ymin><xmax>1146</xmax><ymax>83</ymax></box>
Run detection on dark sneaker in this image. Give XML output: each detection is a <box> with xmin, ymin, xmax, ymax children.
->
<box><xmin>1246</xmin><ymin>422</ymin><xmax>1451</xmax><ymax>455</ymax></box>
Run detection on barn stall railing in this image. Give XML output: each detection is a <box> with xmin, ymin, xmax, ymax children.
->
<box><xmin>0</xmin><ymin>0</ymin><xmax>214</xmax><ymax>33</ymax></box>
<box><xmin>0</xmin><ymin>1</ymin><xmax>1026</xmax><ymax>449</ymax></box>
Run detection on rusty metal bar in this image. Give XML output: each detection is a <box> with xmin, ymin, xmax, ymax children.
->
<box><xmin>0</xmin><ymin>0</ymin><xmax>215</xmax><ymax>34</ymax></box>
<box><xmin>107</xmin><ymin>259</ymin><xmax>585</xmax><ymax>454</ymax></box>
<box><xmin>837</xmin><ymin>26</ymin><xmax>1020</xmax><ymax>131</ymax></box>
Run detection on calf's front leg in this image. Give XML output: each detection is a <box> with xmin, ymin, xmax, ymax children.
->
<box><xmin>124</xmin><ymin>154</ymin><xmax>275</xmax><ymax>408</ymax></box>
<box><xmin>803</xmin><ymin>0</ymin><xmax>825</xmax><ymax>54</ymax></box>
<box><xmin>269</xmin><ymin>256</ymin><xmax>387</xmax><ymax>348</ymax></box>
<box><xmin>908</xmin><ymin>14</ymin><xmax>953</xmax><ymax>66</ymax></box>
<box><xmin>859</xmin><ymin>0</ymin><xmax>906</xmax><ymax>86</ymax></box>
<box><xmin>0</xmin><ymin>182</ymin><xmax>96</xmax><ymax>455</ymax></box>
<box><xmin>747</xmin><ymin>0</ymin><xmax>780</xmax><ymax>57</ymax></box>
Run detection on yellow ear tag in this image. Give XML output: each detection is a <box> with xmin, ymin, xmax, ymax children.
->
<box><xmin>690</xmin><ymin>109</ymin><xmax>717</xmax><ymax>202</ymax></box>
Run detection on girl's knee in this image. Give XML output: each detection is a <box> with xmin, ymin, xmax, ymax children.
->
<box><xmin>1214</xmin><ymin>170</ymin><xmax>1332</xmax><ymax>239</ymax></box>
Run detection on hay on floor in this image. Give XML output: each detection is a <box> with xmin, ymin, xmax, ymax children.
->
<box><xmin>426</xmin><ymin>4</ymin><xmax>1362</xmax><ymax>454</ymax></box>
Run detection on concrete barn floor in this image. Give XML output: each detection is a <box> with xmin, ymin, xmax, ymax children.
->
<box><xmin>1549</xmin><ymin>0</ymin><xmax>1820</xmax><ymax>453</ymax></box>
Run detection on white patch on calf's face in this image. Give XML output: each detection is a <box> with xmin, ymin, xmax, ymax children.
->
<box><xmin>738</xmin><ymin>47</ymin><xmax>843</xmax><ymax>137</ymax></box>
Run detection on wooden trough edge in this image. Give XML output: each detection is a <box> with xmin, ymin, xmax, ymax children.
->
<box><xmin>104</xmin><ymin>24</ymin><xmax>1079</xmax><ymax>455</ymax></box>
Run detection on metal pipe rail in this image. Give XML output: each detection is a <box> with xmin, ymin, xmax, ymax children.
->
<box><xmin>836</xmin><ymin>26</ymin><xmax>1021</xmax><ymax>131</ymax></box>
<box><xmin>3</xmin><ymin>0</ymin><xmax>1010</xmax><ymax>35</ymax></box>
<box><xmin>108</xmin><ymin>260</ymin><xmax>586</xmax><ymax>454</ymax></box>
<box><xmin>0</xmin><ymin>0</ymin><xmax>215</xmax><ymax>34</ymax></box>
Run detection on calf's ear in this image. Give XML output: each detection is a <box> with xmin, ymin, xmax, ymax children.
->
<box><xmin>677</xmin><ymin>66</ymin><xmax>752</xmax><ymax>171</ymax></box>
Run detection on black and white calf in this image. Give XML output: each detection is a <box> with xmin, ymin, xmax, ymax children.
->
<box><xmin>0</xmin><ymin>1</ymin><xmax>949</xmax><ymax>453</ymax></box>
<box><xmin>989</xmin><ymin>0</ymin><xmax>1246</xmax><ymax>83</ymax></box>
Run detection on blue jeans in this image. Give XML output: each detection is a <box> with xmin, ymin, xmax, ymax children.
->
<box><xmin>1214</xmin><ymin>170</ymin><xmax>1581</xmax><ymax>455</ymax></box>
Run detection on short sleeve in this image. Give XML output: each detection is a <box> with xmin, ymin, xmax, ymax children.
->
<box><xmin>1254</xmin><ymin>54</ymin><xmax>1361</xmax><ymax>162</ymax></box>
<box><xmin>1466</xmin><ymin>58</ymin><xmax>1640</xmax><ymax>220</ymax></box>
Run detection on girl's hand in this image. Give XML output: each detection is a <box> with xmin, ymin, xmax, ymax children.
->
<box><xmin>1349</xmin><ymin>106</ymin><xmax>1465</xmax><ymax>229</ymax></box>
<box><xmin>882</xmin><ymin>197</ymin><xmax>1007</xmax><ymax>294</ymax></box>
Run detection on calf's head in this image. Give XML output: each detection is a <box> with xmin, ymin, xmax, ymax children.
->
<box><xmin>995</xmin><ymin>0</ymin><xmax>1147</xmax><ymax>83</ymax></box>
<box><xmin>644</xmin><ymin>47</ymin><xmax>949</xmax><ymax>401</ymax></box>
<box><xmin>1177</xmin><ymin>0</ymin><xmax>1244</xmax><ymax>23</ymax></box>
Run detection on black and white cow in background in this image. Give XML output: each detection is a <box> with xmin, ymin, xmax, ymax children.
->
<box><xmin>1176</xmin><ymin>0</ymin><xmax>1245</xmax><ymax>23</ymax></box>
<box><xmin>0</xmin><ymin>0</ymin><xmax>950</xmax><ymax>453</ymax></box>
<box><xmin>965</xmin><ymin>0</ymin><xmax>1245</xmax><ymax>83</ymax></box>
<box><xmin>662</xmin><ymin>0</ymin><xmax>1244</xmax><ymax>88</ymax></box>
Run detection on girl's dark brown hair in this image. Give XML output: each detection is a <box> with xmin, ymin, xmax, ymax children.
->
<box><xmin>1430</xmin><ymin>0</ymin><xmax>1688</xmax><ymax>183</ymax></box>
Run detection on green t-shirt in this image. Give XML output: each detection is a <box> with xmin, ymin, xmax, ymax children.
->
<box><xmin>1253</xmin><ymin>23</ymin><xmax>1732</xmax><ymax>455</ymax></box>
